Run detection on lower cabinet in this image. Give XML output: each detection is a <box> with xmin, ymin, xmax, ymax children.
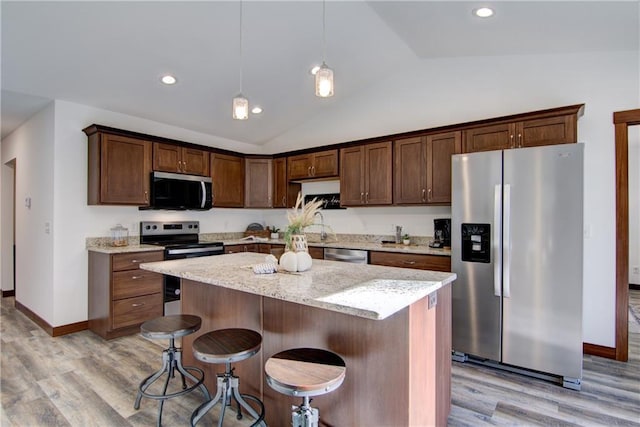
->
<box><xmin>224</xmin><ymin>244</ymin><xmax>258</xmax><ymax>254</ymax></box>
<box><xmin>369</xmin><ymin>251</ymin><xmax>451</xmax><ymax>272</ymax></box>
<box><xmin>88</xmin><ymin>250</ymin><xmax>164</xmax><ymax>340</ymax></box>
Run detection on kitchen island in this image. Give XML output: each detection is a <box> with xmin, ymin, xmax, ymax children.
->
<box><xmin>141</xmin><ymin>252</ymin><xmax>456</xmax><ymax>426</ymax></box>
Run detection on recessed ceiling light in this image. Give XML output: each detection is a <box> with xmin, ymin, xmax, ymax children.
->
<box><xmin>251</xmin><ymin>106</ymin><xmax>263</xmax><ymax>114</ymax></box>
<box><xmin>473</xmin><ymin>7</ymin><xmax>494</xmax><ymax>18</ymax></box>
<box><xmin>310</xmin><ymin>65</ymin><xmax>320</xmax><ymax>75</ymax></box>
<box><xmin>161</xmin><ymin>75</ymin><xmax>177</xmax><ymax>85</ymax></box>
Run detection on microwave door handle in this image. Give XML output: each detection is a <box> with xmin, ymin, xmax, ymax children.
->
<box><xmin>200</xmin><ymin>181</ymin><xmax>206</xmax><ymax>209</ymax></box>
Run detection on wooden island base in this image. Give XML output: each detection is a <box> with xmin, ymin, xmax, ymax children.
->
<box><xmin>181</xmin><ymin>278</ymin><xmax>452</xmax><ymax>426</ymax></box>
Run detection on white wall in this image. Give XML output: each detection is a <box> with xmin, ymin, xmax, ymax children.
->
<box><xmin>630</xmin><ymin>127</ymin><xmax>640</xmax><ymax>286</ymax></box>
<box><xmin>1</xmin><ymin>103</ymin><xmax>56</xmax><ymax>322</ymax></box>
<box><xmin>265</xmin><ymin>50</ymin><xmax>639</xmax><ymax>348</ymax></box>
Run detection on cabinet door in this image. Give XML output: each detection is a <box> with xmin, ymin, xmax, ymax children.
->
<box><xmin>340</xmin><ymin>146</ymin><xmax>365</xmax><ymax>206</ymax></box>
<box><xmin>517</xmin><ymin>115</ymin><xmax>576</xmax><ymax>148</ymax></box>
<box><xmin>369</xmin><ymin>251</ymin><xmax>451</xmax><ymax>272</ymax></box>
<box><xmin>308</xmin><ymin>247</ymin><xmax>324</xmax><ymax>259</ymax></box>
<box><xmin>394</xmin><ymin>137</ymin><xmax>427</xmax><ymax>204</ymax></box>
<box><xmin>426</xmin><ymin>131</ymin><xmax>461</xmax><ymax>205</ymax></box>
<box><xmin>463</xmin><ymin>123</ymin><xmax>515</xmax><ymax>153</ymax></box>
<box><xmin>99</xmin><ymin>134</ymin><xmax>152</xmax><ymax>205</ymax></box>
<box><xmin>211</xmin><ymin>153</ymin><xmax>244</xmax><ymax>207</ymax></box>
<box><xmin>153</xmin><ymin>142</ymin><xmax>181</xmax><ymax>173</ymax></box>
<box><xmin>181</xmin><ymin>147</ymin><xmax>210</xmax><ymax>176</ymax></box>
<box><xmin>312</xmin><ymin>149</ymin><xmax>339</xmax><ymax>178</ymax></box>
<box><xmin>364</xmin><ymin>141</ymin><xmax>393</xmax><ymax>205</ymax></box>
<box><xmin>287</xmin><ymin>154</ymin><xmax>313</xmax><ymax>180</ymax></box>
<box><xmin>245</xmin><ymin>158</ymin><xmax>273</xmax><ymax>208</ymax></box>
<box><xmin>273</xmin><ymin>158</ymin><xmax>301</xmax><ymax>208</ymax></box>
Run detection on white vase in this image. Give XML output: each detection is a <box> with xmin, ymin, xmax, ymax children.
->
<box><xmin>270</xmin><ymin>232</ymin><xmax>279</xmax><ymax>240</ymax></box>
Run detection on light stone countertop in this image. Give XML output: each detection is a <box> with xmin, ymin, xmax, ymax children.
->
<box><xmin>86</xmin><ymin>243</ymin><xmax>163</xmax><ymax>254</ymax></box>
<box><xmin>140</xmin><ymin>252</ymin><xmax>456</xmax><ymax>320</ymax></box>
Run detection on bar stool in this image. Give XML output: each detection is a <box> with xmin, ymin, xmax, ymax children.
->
<box><xmin>190</xmin><ymin>328</ymin><xmax>266</xmax><ymax>427</ymax></box>
<box><xmin>265</xmin><ymin>348</ymin><xmax>346</xmax><ymax>427</ymax></box>
<box><xmin>134</xmin><ymin>315</ymin><xmax>211</xmax><ymax>427</ymax></box>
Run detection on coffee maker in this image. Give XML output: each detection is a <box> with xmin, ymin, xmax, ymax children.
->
<box><xmin>429</xmin><ymin>218</ymin><xmax>451</xmax><ymax>248</ymax></box>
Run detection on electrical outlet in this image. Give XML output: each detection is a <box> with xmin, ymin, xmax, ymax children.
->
<box><xmin>633</xmin><ymin>266</ymin><xmax>640</xmax><ymax>275</ymax></box>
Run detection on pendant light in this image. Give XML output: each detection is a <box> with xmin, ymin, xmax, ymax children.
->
<box><xmin>315</xmin><ymin>0</ymin><xmax>334</xmax><ymax>98</ymax></box>
<box><xmin>233</xmin><ymin>1</ymin><xmax>249</xmax><ymax>120</ymax></box>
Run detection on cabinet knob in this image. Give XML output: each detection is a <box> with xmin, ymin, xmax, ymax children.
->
<box><xmin>403</xmin><ymin>260</ymin><xmax>416</xmax><ymax>265</ymax></box>
<box><xmin>311</xmin><ymin>166</ymin><xmax>316</xmax><ymax>176</ymax></box>
<box><xmin>517</xmin><ymin>133</ymin><xmax>522</xmax><ymax>148</ymax></box>
<box><xmin>131</xmin><ymin>259</ymin><xmax>140</xmax><ymax>264</ymax></box>
<box><xmin>510</xmin><ymin>134</ymin><xmax>515</xmax><ymax>148</ymax></box>
<box><xmin>360</xmin><ymin>192</ymin><xmax>364</xmax><ymax>203</ymax></box>
<box><xmin>422</xmin><ymin>189</ymin><xmax>426</xmax><ymax>202</ymax></box>
<box><xmin>282</xmin><ymin>196</ymin><xmax>286</xmax><ymax>206</ymax></box>
<box><xmin>131</xmin><ymin>275</ymin><xmax>142</xmax><ymax>280</ymax></box>
<box><xmin>365</xmin><ymin>192</ymin><xmax>369</xmax><ymax>203</ymax></box>
<box><xmin>144</xmin><ymin>191</ymin><xmax>148</xmax><ymax>203</ymax></box>
<box><xmin>131</xmin><ymin>302</ymin><xmax>145</xmax><ymax>307</ymax></box>
<box><xmin>308</xmin><ymin>166</ymin><xmax>312</xmax><ymax>176</ymax></box>
<box><xmin>183</xmin><ymin>161</ymin><xmax>187</xmax><ymax>171</ymax></box>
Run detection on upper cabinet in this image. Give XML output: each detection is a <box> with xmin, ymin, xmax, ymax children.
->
<box><xmin>153</xmin><ymin>142</ymin><xmax>210</xmax><ymax>176</ymax></box>
<box><xmin>273</xmin><ymin>157</ymin><xmax>301</xmax><ymax>208</ymax></box>
<box><xmin>245</xmin><ymin>158</ymin><xmax>273</xmax><ymax>208</ymax></box>
<box><xmin>211</xmin><ymin>153</ymin><xmax>244</xmax><ymax>207</ymax></box>
<box><xmin>394</xmin><ymin>131</ymin><xmax>461</xmax><ymax>205</ymax></box>
<box><xmin>426</xmin><ymin>131</ymin><xmax>462</xmax><ymax>204</ymax></box>
<box><xmin>463</xmin><ymin>105</ymin><xmax>582</xmax><ymax>153</ymax></box>
<box><xmin>340</xmin><ymin>141</ymin><xmax>392</xmax><ymax>206</ymax></box>
<box><xmin>287</xmin><ymin>149</ymin><xmax>338</xmax><ymax>181</ymax></box>
<box><xmin>85</xmin><ymin>127</ymin><xmax>152</xmax><ymax>206</ymax></box>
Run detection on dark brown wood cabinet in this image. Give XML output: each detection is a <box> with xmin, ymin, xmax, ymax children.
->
<box><xmin>86</xmin><ymin>130</ymin><xmax>152</xmax><ymax>206</ymax></box>
<box><xmin>340</xmin><ymin>141</ymin><xmax>392</xmax><ymax>206</ymax></box>
<box><xmin>273</xmin><ymin>157</ymin><xmax>301</xmax><ymax>208</ymax></box>
<box><xmin>211</xmin><ymin>153</ymin><xmax>245</xmax><ymax>207</ymax></box>
<box><xmin>394</xmin><ymin>136</ymin><xmax>427</xmax><ymax>204</ymax></box>
<box><xmin>224</xmin><ymin>243</ymin><xmax>258</xmax><ymax>253</ymax></box>
<box><xmin>245</xmin><ymin>158</ymin><xmax>273</xmax><ymax>208</ymax></box>
<box><xmin>153</xmin><ymin>142</ymin><xmax>209</xmax><ymax>176</ymax></box>
<box><xmin>88</xmin><ymin>250</ymin><xmax>164</xmax><ymax>339</ymax></box>
<box><xmin>369</xmin><ymin>251</ymin><xmax>451</xmax><ymax>272</ymax></box>
<box><xmin>426</xmin><ymin>131</ymin><xmax>461</xmax><ymax>204</ymax></box>
<box><xmin>287</xmin><ymin>149</ymin><xmax>338</xmax><ymax>180</ymax></box>
<box><xmin>463</xmin><ymin>110</ymin><xmax>579</xmax><ymax>153</ymax></box>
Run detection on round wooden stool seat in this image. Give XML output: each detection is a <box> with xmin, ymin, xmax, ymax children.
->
<box><xmin>265</xmin><ymin>348</ymin><xmax>346</xmax><ymax>398</ymax></box>
<box><xmin>140</xmin><ymin>314</ymin><xmax>202</xmax><ymax>340</ymax></box>
<box><xmin>193</xmin><ymin>328</ymin><xmax>262</xmax><ymax>364</ymax></box>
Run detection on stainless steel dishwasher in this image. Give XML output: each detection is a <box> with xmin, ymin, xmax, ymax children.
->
<box><xmin>324</xmin><ymin>247</ymin><xmax>368</xmax><ymax>264</ymax></box>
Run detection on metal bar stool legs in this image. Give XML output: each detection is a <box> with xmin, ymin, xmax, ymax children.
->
<box><xmin>134</xmin><ymin>315</ymin><xmax>211</xmax><ymax>427</ymax></box>
<box><xmin>191</xmin><ymin>361</ymin><xmax>265</xmax><ymax>427</ymax></box>
<box><xmin>190</xmin><ymin>328</ymin><xmax>266</xmax><ymax>427</ymax></box>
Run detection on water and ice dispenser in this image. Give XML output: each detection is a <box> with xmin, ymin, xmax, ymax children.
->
<box><xmin>461</xmin><ymin>223</ymin><xmax>491</xmax><ymax>263</ymax></box>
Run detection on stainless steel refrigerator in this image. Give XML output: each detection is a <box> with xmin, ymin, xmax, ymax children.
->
<box><xmin>451</xmin><ymin>144</ymin><xmax>583</xmax><ymax>390</ymax></box>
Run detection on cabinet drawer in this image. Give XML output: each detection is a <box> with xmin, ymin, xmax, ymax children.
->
<box><xmin>112</xmin><ymin>251</ymin><xmax>163</xmax><ymax>271</ymax></box>
<box><xmin>112</xmin><ymin>293</ymin><xmax>163</xmax><ymax>329</ymax></box>
<box><xmin>112</xmin><ymin>270</ymin><xmax>163</xmax><ymax>300</ymax></box>
<box><xmin>369</xmin><ymin>251</ymin><xmax>451</xmax><ymax>272</ymax></box>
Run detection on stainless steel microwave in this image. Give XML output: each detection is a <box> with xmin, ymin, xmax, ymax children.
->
<box><xmin>148</xmin><ymin>171</ymin><xmax>213</xmax><ymax>210</ymax></box>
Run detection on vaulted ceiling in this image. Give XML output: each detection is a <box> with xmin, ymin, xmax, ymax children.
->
<box><xmin>2</xmin><ymin>1</ymin><xmax>637</xmax><ymax>143</ymax></box>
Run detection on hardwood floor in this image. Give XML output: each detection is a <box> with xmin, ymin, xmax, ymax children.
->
<box><xmin>1</xmin><ymin>291</ymin><xmax>639</xmax><ymax>426</ymax></box>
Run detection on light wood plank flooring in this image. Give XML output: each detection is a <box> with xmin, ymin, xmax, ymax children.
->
<box><xmin>1</xmin><ymin>291</ymin><xmax>639</xmax><ymax>426</ymax></box>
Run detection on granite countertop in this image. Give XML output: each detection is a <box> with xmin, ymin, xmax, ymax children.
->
<box><xmin>86</xmin><ymin>234</ymin><xmax>451</xmax><ymax>257</ymax></box>
<box><xmin>140</xmin><ymin>252</ymin><xmax>456</xmax><ymax>321</ymax></box>
<box><xmin>222</xmin><ymin>238</ymin><xmax>451</xmax><ymax>256</ymax></box>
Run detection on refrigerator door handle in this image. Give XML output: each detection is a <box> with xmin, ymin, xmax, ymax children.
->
<box><xmin>503</xmin><ymin>184</ymin><xmax>511</xmax><ymax>298</ymax></box>
<box><xmin>493</xmin><ymin>184</ymin><xmax>502</xmax><ymax>297</ymax></box>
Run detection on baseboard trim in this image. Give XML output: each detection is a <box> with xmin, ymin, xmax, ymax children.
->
<box><xmin>583</xmin><ymin>342</ymin><xmax>617</xmax><ymax>359</ymax></box>
<box><xmin>630</xmin><ymin>283</ymin><xmax>640</xmax><ymax>290</ymax></box>
<box><xmin>2</xmin><ymin>290</ymin><xmax>15</xmax><ymax>298</ymax></box>
<box><xmin>14</xmin><ymin>300</ymin><xmax>88</xmax><ymax>337</ymax></box>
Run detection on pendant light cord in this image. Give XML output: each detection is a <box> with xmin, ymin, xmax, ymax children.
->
<box><xmin>239</xmin><ymin>0</ymin><xmax>243</xmax><ymax>93</ymax></box>
<box><xmin>322</xmin><ymin>0</ymin><xmax>326</xmax><ymax>63</ymax></box>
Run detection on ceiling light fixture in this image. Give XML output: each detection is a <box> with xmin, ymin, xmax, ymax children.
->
<box><xmin>474</xmin><ymin>7</ymin><xmax>494</xmax><ymax>18</ymax></box>
<box><xmin>310</xmin><ymin>65</ymin><xmax>320</xmax><ymax>75</ymax></box>
<box><xmin>315</xmin><ymin>0</ymin><xmax>334</xmax><ymax>98</ymax></box>
<box><xmin>232</xmin><ymin>1</ymin><xmax>249</xmax><ymax>120</ymax></box>
<box><xmin>161</xmin><ymin>75</ymin><xmax>177</xmax><ymax>85</ymax></box>
<box><xmin>251</xmin><ymin>106</ymin><xmax>262</xmax><ymax>114</ymax></box>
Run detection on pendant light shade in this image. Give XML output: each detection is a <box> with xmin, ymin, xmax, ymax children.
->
<box><xmin>232</xmin><ymin>94</ymin><xmax>249</xmax><ymax>120</ymax></box>
<box><xmin>315</xmin><ymin>0</ymin><xmax>334</xmax><ymax>98</ymax></box>
<box><xmin>315</xmin><ymin>62</ymin><xmax>334</xmax><ymax>98</ymax></box>
<box><xmin>233</xmin><ymin>1</ymin><xmax>249</xmax><ymax>120</ymax></box>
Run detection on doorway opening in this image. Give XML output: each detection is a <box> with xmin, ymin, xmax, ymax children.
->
<box><xmin>2</xmin><ymin>159</ymin><xmax>16</xmax><ymax>298</ymax></box>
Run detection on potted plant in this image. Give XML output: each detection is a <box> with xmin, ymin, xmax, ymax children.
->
<box><xmin>284</xmin><ymin>193</ymin><xmax>323</xmax><ymax>252</ymax></box>
<box><xmin>402</xmin><ymin>233</ymin><xmax>410</xmax><ymax>245</ymax></box>
<box><xmin>268</xmin><ymin>226</ymin><xmax>280</xmax><ymax>240</ymax></box>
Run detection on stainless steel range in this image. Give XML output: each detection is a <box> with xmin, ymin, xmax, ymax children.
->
<box><xmin>140</xmin><ymin>221</ymin><xmax>224</xmax><ymax>315</ymax></box>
